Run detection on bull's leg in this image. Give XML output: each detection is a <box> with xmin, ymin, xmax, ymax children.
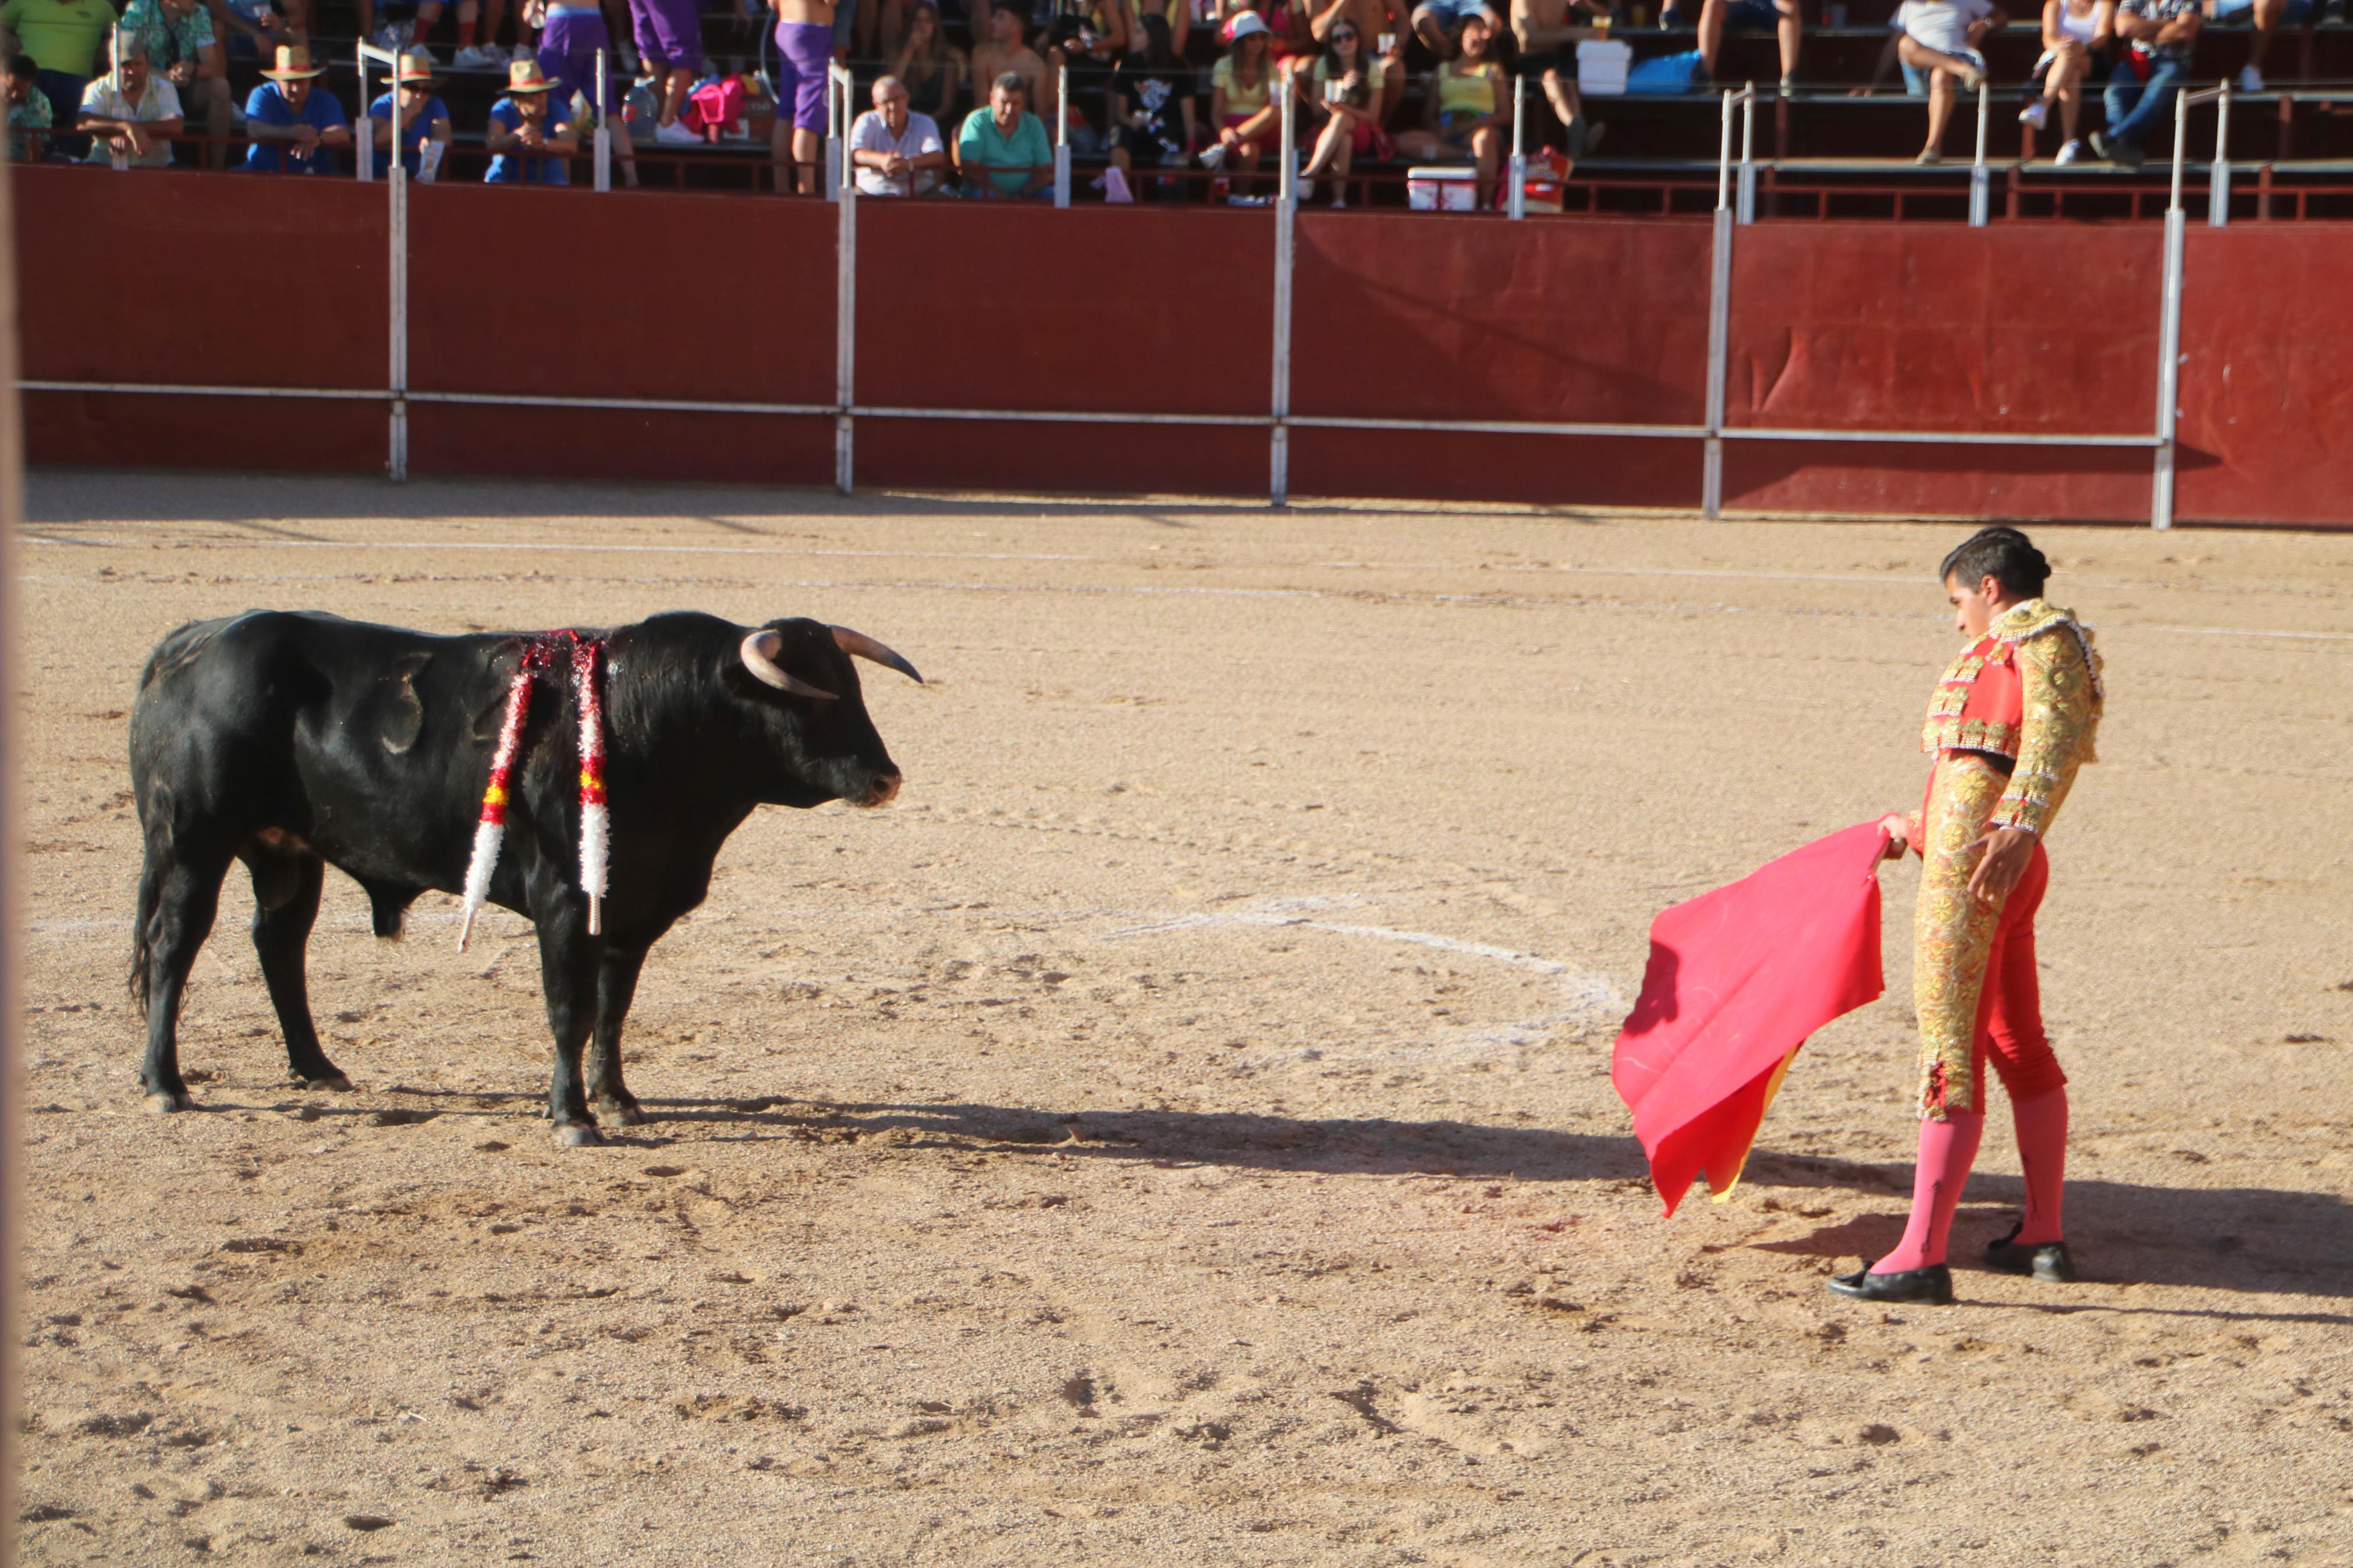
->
<box><xmin>587</xmin><ymin>944</ymin><xmax>650</xmax><ymax>1129</ymax></box>
<box><xmin>249</xmin><ymin>852</ymin><xmax>350</xmax><ymax>1091</ymax></box>
<box><xmin>138</xmin><ymin>850</ymin><xmax>233</xmax><ymax>1113</ymax></box>
<box><xmin>534</xmin><ymin>906</ymin><xmax>602</xmax><ymax>1147</ymax></box>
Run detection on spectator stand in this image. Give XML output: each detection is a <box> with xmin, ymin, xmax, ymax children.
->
<box><xmin>0</xmin><ymin>55</ymin><xmax>2270</xmax><ymax>529</ymax></box>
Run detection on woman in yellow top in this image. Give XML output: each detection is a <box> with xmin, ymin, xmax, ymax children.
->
<box><xmin>1393</xmin><ymin>9</ymin><xmax>1504</xmax><ymax>206</ymax></box>
<box><xmin>1208</xmin><ymin>9</ymin><xmax>1280</xmax><ymax>194</ymax></box>
<box><xmin>1293</xmin><ymin>13</ymin><xmax>1390</xmax><ymax>202</ymax></box>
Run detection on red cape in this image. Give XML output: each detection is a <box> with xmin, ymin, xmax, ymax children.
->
<box><xmin>1612</xmin><ymin>822</ymin><xmax>1887</xmax><ymax>1215</ymax></box>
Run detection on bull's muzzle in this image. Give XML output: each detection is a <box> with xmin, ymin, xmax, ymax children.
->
<box><xmin>861</xmin><ymin>771</ymin><xmax>903</xmax><ymax>808</ymax></box>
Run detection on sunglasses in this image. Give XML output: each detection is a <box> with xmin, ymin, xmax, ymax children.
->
<box><xmin>1330</xmin><ymin>28</ymin><xmax>1358</xmax><ymax>38</ymax></box>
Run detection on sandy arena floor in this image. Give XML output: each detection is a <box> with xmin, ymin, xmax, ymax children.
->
<box><xmin>10</xmin><ymin>474</ymin><xmax>2353</xmax><ymax>1566</ymax></box>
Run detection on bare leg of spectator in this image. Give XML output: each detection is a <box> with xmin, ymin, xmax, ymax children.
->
<box><xmin>483</xmin><ymin>0</ymin><xmax>511</xmax><ymax>53</ymax></box>
<box><xmin>195</xmin><ymin>76</ymin><xmax>232</xmax><ymax>168</ymax></box>
<box><xmin>661</xmin><ymin>64</ymin><xmax>691</xmax><ymax>126</ymax></box>
<box><xmin>1696</xmin><ymin>0</ymin><xmax>1724</xmax><ymax>74</ymax></box>
<box><xmin>1410</xmin><ymin>3</ymin><xmax>1456</xmax><ymax>58</ymax></box>
<box><xmin>1538</xmin><ymin>66</ymin><xmax>1592</xmax><ymax>162</ymax></box>
<box><xmin>2045</xmin><ymin>42</ymin><xmax>2083</xmax><ymax>144</ymax></box>
<box><xmin>2244</xmin><ymin>0</ymin><xmax>2283</xmax><ymax>77</ymax></box>
<box><xmin>1898</xmin><ymin>35</ymin><xmax>1976</xmax><ymax>159</ymax></box>
<box><xmin>1471</xmin><ymin>120</ymin><xmax>1497</xmax><ymax>207</ymax></box>
<box><xmin>1300</xmin><ymin>113</ymin><xmax>1348</xmax><ymax>178</ymax></box>
<box><xmin>612</xmin><ymin>114</ymin><xmax>640</xmax><ymax>184</ymax></box>
<box><xmin>1771</xmin><ymin>0</ymin><xmax>1801</xmax><ymax>82</ymax></box>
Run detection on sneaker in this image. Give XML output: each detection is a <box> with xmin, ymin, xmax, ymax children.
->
<box><xmin>652</xmin><ymin>120</ymin><xmax>698</xmax><ymax>145</ymax></box>
<box><xmin>454</xmin><ymin>43</ymin><xmax>505</xmax><ymax>68</ymax></box>
<box><xmin>1197</xmin><ymin>142</ymin><xmax>1227</xmax><ymax>169</ymax></box>
<box><xmin>1960</xmin><ymin>64</ymin><xmax>1985</xmax><ymax>91</ymax></box>
<box><xmin>1329</xmin><ymin>189</ymin><xmax>1347</xmax><ymax>208</ymax></box>
<box><xmin>1226</xmin><ymin>193</ymin><xmax>1271</xmax><ymax>206</ymax></box>
<box><xmin>2238</xmin><ymin>63</ymin><xmax>2262</xmax><ymax>92</ymax></box>
<box><xmin>1915</xmin><ymin>147</ymin><xmax>1943</xmax><ymax>164</ymax></box>
<box><xmin>2054</xmin><ymin>137</ymin><xmax>2082</xmax><ymax>164</ymax></box>
<box><xmin>512</xmin><ymin>42</ymin><xmax>537</xmax><ymax>62</ymax></box>
<box><xmin>2019</xmin><ymin>98</ymin><xmax>2047</xmax><ymax>129</ymax></box>
<box><xmin>1296</xmin><ymin>175</ymin><xmax>1316</xmax><ymax>202</ymax></box>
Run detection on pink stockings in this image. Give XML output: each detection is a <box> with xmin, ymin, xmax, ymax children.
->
<box><xmin>1875</xmin><ymin>1087</ymin><xmax>2070</xmax><ymax>1273</ymax></box>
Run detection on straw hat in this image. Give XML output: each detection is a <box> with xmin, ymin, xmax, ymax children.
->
<box><xmin>261</xmin><ymin>43</ymin><xmax>326</xmax><ymax>80</ymax></box>
<box><xmin>503</xmin><ymin>57</ymin><xmax>553</xmax><ymax>93</ymax></box>
<box><xmin>395</xmin><ymin>46</ymin><xmax>436</xmax><ymax>84</ymax></box>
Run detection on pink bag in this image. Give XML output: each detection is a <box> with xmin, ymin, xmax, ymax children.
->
<box><xmin>683</xmin><ymin>75</ymin><xmax>747</xmax><ymax>140</ymax></box>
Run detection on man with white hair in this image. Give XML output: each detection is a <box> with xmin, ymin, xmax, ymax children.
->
<box><xmin>848</xmin><ymin>72</ymin><xmax>945</xmax><ymax>195</ymax></box>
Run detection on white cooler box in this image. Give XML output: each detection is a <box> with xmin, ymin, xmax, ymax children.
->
<box><xmin>1406</xmin><ymin>166</ymin><xmax>1481</xmax><ymax>211</ymax></box>
<box><xmin>1577</xmin><ymin>38</ymin><xmax>1631</xmax><ymax>95</ymax></box>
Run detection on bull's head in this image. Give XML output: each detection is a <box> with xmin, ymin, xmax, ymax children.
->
<box><xmin>735</xmin><ymin>617</ymin><xmax>921</xmax><ymax>809</ymax></box>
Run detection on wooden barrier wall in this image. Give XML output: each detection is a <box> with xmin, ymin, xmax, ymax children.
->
<box><xmin>15</xmin><ymin>164</ymin><xmax>2350</xmax><ymax>526</ymax></box>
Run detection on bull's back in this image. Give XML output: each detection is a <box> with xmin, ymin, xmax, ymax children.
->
<box><xmin>130</xmin><ymin>612</ymin><xmax>503</xmax><ymax>882</ymax></box>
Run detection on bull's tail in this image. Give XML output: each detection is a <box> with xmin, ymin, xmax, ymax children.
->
<box><xmin>128</xmin><ymin>790</ymin><xmax>171</xmax><ymax>1016</ymax></box>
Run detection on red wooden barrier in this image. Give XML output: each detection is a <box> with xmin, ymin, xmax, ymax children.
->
<box><xmin>13</xmin><ymin>168</ymin><xmax>2353</xmax><ymax>527</ymax></box>
<box><xmin>2176</xmin><ymin>226</ymin><xmax>2353</xmax><ymax>527</ymax></box>
<box><xmin>17</xmin><ymin>164</ymin><xmax>388</xmax><ymax>470</ymax></box>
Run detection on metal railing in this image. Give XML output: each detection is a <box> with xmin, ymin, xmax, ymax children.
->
<box><xmin>24</xmin><ymin>65</ymin><xmax>2248</xmax><ymax>526</ymax></box>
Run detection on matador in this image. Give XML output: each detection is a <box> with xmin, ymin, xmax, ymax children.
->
<box><xmin>1832</xmin><ymin>525</ymin><xmax>2104</xmax><ymax>1306</ymax></box>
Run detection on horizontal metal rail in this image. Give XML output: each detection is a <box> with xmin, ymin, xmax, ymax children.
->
<box><xmin>23</xmin><ymin>378</ymin><xmax>2161</xmax><ymax>452</ymax></box>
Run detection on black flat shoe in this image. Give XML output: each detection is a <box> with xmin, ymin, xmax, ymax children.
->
<box><xmin>1827</xmin><ymin>1263</ymin><xmax>1953</xmax><ymax>1304</ymax></box>
<box><xmin>1985</xmin><ymin>1224</ymin><xmax>2077</xmax><ymax>1282</ymax></box>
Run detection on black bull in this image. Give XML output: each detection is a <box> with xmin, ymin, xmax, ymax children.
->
<box><xmin>128</xmin><ymin>610</ymin><xmax>918</xmax><ymax>1145</ymax></box>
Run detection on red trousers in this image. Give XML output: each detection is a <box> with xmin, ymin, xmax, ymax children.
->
<box><xmin>1962</xmin><ymin>840</ymin><xmax>2067</xmax><ymax>1109</ymax></box>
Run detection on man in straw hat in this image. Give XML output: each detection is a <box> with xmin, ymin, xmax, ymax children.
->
<box><xmin>484</xmin><ymin>54</ymin><xmax>576</xmax><ymax>182</ymax></box>
<box><xmin>366</xmin><ymin>43</ymin><xmax>448</xmax><ymax>177</ymax></box>
<box><xmin>242</xmin><ymin>41</ymin><xmax>350</xmax><ymax>172</ymax></box>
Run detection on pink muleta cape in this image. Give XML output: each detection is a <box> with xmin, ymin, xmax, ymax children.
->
<box><xmin>1611</xmin><ymin>822</ymin><xmax>1887</xmax><ymax>1216</ymax></box>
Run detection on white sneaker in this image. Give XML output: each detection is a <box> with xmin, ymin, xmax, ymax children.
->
<box><xmin>511</xmin><ymin>42</ymin><xmax>537</xmax><ymax>62</ymax></box>
<box><xmin>2238</xmin><ymin>64</ymin><xmax>2262</xmax><ymax>92</ymax></box>
<box><xmin>2054</xmin><ymin>137</ymin><xmax>2082</xmax><ymax>164</ymax></box>
<box><xmin>652</xmin><ymin>120</ymin><xmax>698</xmax><ymax>145</ymax></box>
<box><xmin>454</xmin><ymin>44</ymin><xmax>504</xmax><ymax>68</ymax></box>
<box><xmin>2019</xmin><ymin>98</ymin><xmax>2047</xmax><ymax>129</ymax></box>
<box><xmin>1296</xmin><ymin>176</ymin><xmax>1316</xmax><ymax>202</ymax></box>
<box><xmin>1329</xmin><ymin>189</ymin><xmax>1346</xmax><ymax>208</ymax></box>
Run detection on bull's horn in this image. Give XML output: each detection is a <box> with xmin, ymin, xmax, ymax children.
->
<box><xmin>831</xmin><ymin>626</ymin><xmax>923</xmax><ymax>684</ymax></box>
<box><xmin>740</xmin><ymin>629</ymin><xmax>837</xmax><ymax>700</ymax></box>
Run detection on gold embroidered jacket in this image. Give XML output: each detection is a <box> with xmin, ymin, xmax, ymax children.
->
<box><xmin>1915</xmin><ymin>598</ymin><xmax>2103</xmax><ymax>839</ymax></box>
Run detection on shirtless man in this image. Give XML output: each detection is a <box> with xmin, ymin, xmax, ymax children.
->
<box><xmin>1510</xmin><ymin>0</ymin><xmax>1600</xmax><ymax>159</ymax></box>
<box><xmin>771</xmin><ymin>0</ymin><xmax>833</xmax><ymax>193</ymax></box>
<box><xmin>969</xmin><ymin>3</ymin><xmax>1058</xmax><ymax>127</ymax></box>
<box><xmin>1307</xmin><ymin>0</ymin><xmax>1402</xmax><ymax>118</ymax></box>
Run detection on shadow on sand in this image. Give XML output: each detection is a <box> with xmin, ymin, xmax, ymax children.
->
<box><xmin>306</xmin><ymin>1084</ymin><xmax>2353</xmax><ymax>1307</ymax></box>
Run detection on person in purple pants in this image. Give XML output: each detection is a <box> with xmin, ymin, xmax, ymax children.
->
<box><xmin>537</xmin><ymin>0</ymin><xmax>638</xmax><ymax>180</ymax></box>
<box><xmin>771</xmin><ymin>0</ymin><xmax>835</xmax><ymax>193</ymax></box>
<box><xmin>626</xmin><ymin>0</ymin><xmax>702</xmax><ymax>143</ymax></box>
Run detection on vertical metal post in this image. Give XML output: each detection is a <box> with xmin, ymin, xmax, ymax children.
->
<box><xmin>1053</xmin><ymin>61</ymin><xmax>1071</xmax><ymax>207</ymax></box>
<box><xmin>388</xmin><ymin>49</ymin><xmax>407</xmax><ymax>482</ymax></box>
<box><xmin>594</xmin><ymin>47</ymin><xmax>611</xmax><ymax>192</ymax></box>
<box><xmin>1703</xmin><ymin>90</ymin><xmax>1734</xmax><ymax>517</ymax></box>
<box><xmin>2210</xmin><ymin>81</ymin><xmax>2231</xmax><ymax>227</ymax></box>
<box><xmin>824</xmin><ymin>65</ymin><xmax>844</xmax><ymax>200</ymax></box>
<box><xmin>1737</xmin><ymin>84</ymin><xmax>1755</xmax><ymax>224</ymax></box>
<box><xmin>356</xmin><ymin>46</ymin><xmax>372</xmax><ymax>182</ymax></box>
<box><xmin>2153</xmin><ymin>86</ymin><xmax>2190</xmax><ymax>530</ymax></box>
<box><xmin>1507</xmin><ymin>74</ymin><xmax>1526</xmax><ymax>219</ymax></box>
<box><xmin>836</xmin><ymin>99</ymin><xmax>856</xmax><ymax>495</ymax></box>
<box><xmin>1968</xmin><ymin>76</ymin><xmax>1989</xmax><ymax>225</ymax></box>
<box><xmin>1270</xmin><ymin>90</ymin><xmax>1296</xmax><ymax>507</ymax></box>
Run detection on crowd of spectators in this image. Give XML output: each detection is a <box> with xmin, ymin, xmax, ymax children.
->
<box><xmin>0</xmin><ymin>0</ymin><xmax>2334</xmax><ymax>189</ymax></box>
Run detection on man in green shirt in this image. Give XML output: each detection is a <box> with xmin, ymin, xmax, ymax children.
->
<box><xmin>956</xmin><ymin>71</ymin><xmax>1053</xmax><ymax>198</ymax></box>
<box><xmin>0</xmin><ymin>0</ymin><xmax>116</xmax><ymax>146</ymax></box>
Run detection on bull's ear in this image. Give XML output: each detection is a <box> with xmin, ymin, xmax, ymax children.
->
<box><xmin>831</xmin><ymin>626</ymin><xmax>923</xmax><ymax>684</ymax></box>
<box><xmin>740</xmin><ymin>630</ymin><xmax>837</xmax><ymax>700</ymax></box>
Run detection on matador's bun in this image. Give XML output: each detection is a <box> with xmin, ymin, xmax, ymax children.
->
<box><xmin>1939</xmin><ymin>525</ymin><xmax>2050</xmax><ymax>599</ymax></box>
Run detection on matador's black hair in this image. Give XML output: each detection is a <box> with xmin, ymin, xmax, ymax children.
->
<box><xmin>1939</xmin><ymin>525</ymin><xmax>2051</xmax><ymax>599</ymax></box>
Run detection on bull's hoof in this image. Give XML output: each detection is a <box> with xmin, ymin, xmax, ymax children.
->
<box><xmin>297</xmin><ymin>1071</ymin><xmax>354</xmax><ymax>1093</ymax></box>
<box><xmin>142</xmin><ymin>1090</ymin><xmax>195</xmax><ymax>1115</ymax></box>
<box><xmin>592</xmin><ymin>1101</ymin><xmax>647</xmax><ymax>1129</ymax></box>
<box><xmin>553</xmin><ymin>1121</ymin><xmax>604</xmax><ymax>1148</ymax></box>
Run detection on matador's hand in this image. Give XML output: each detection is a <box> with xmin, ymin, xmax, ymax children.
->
<box><xmin>1965</xmin><ymin>826</ymin><xmax>2036</xmax><ymax>905</ymax></box>
<box><xmin>1876</xmin><ymin>812</ymin><xmax>1910</xmax><ymax>861</ymax></box>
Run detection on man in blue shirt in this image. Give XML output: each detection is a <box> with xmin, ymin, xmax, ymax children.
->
<box><xmin>367</xmin><ymin>47</ymin><xmax>450</xmax><ymax>177</ymax></box>
<box><xmin>484</xmin><ymin>56</ymin><xmax>576</xmax><ymax>184</ymax></box>
<box><xmin>242</xmin><ymin>43</ymin><xmax>351</xmax><ymax>172</ymax></box>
